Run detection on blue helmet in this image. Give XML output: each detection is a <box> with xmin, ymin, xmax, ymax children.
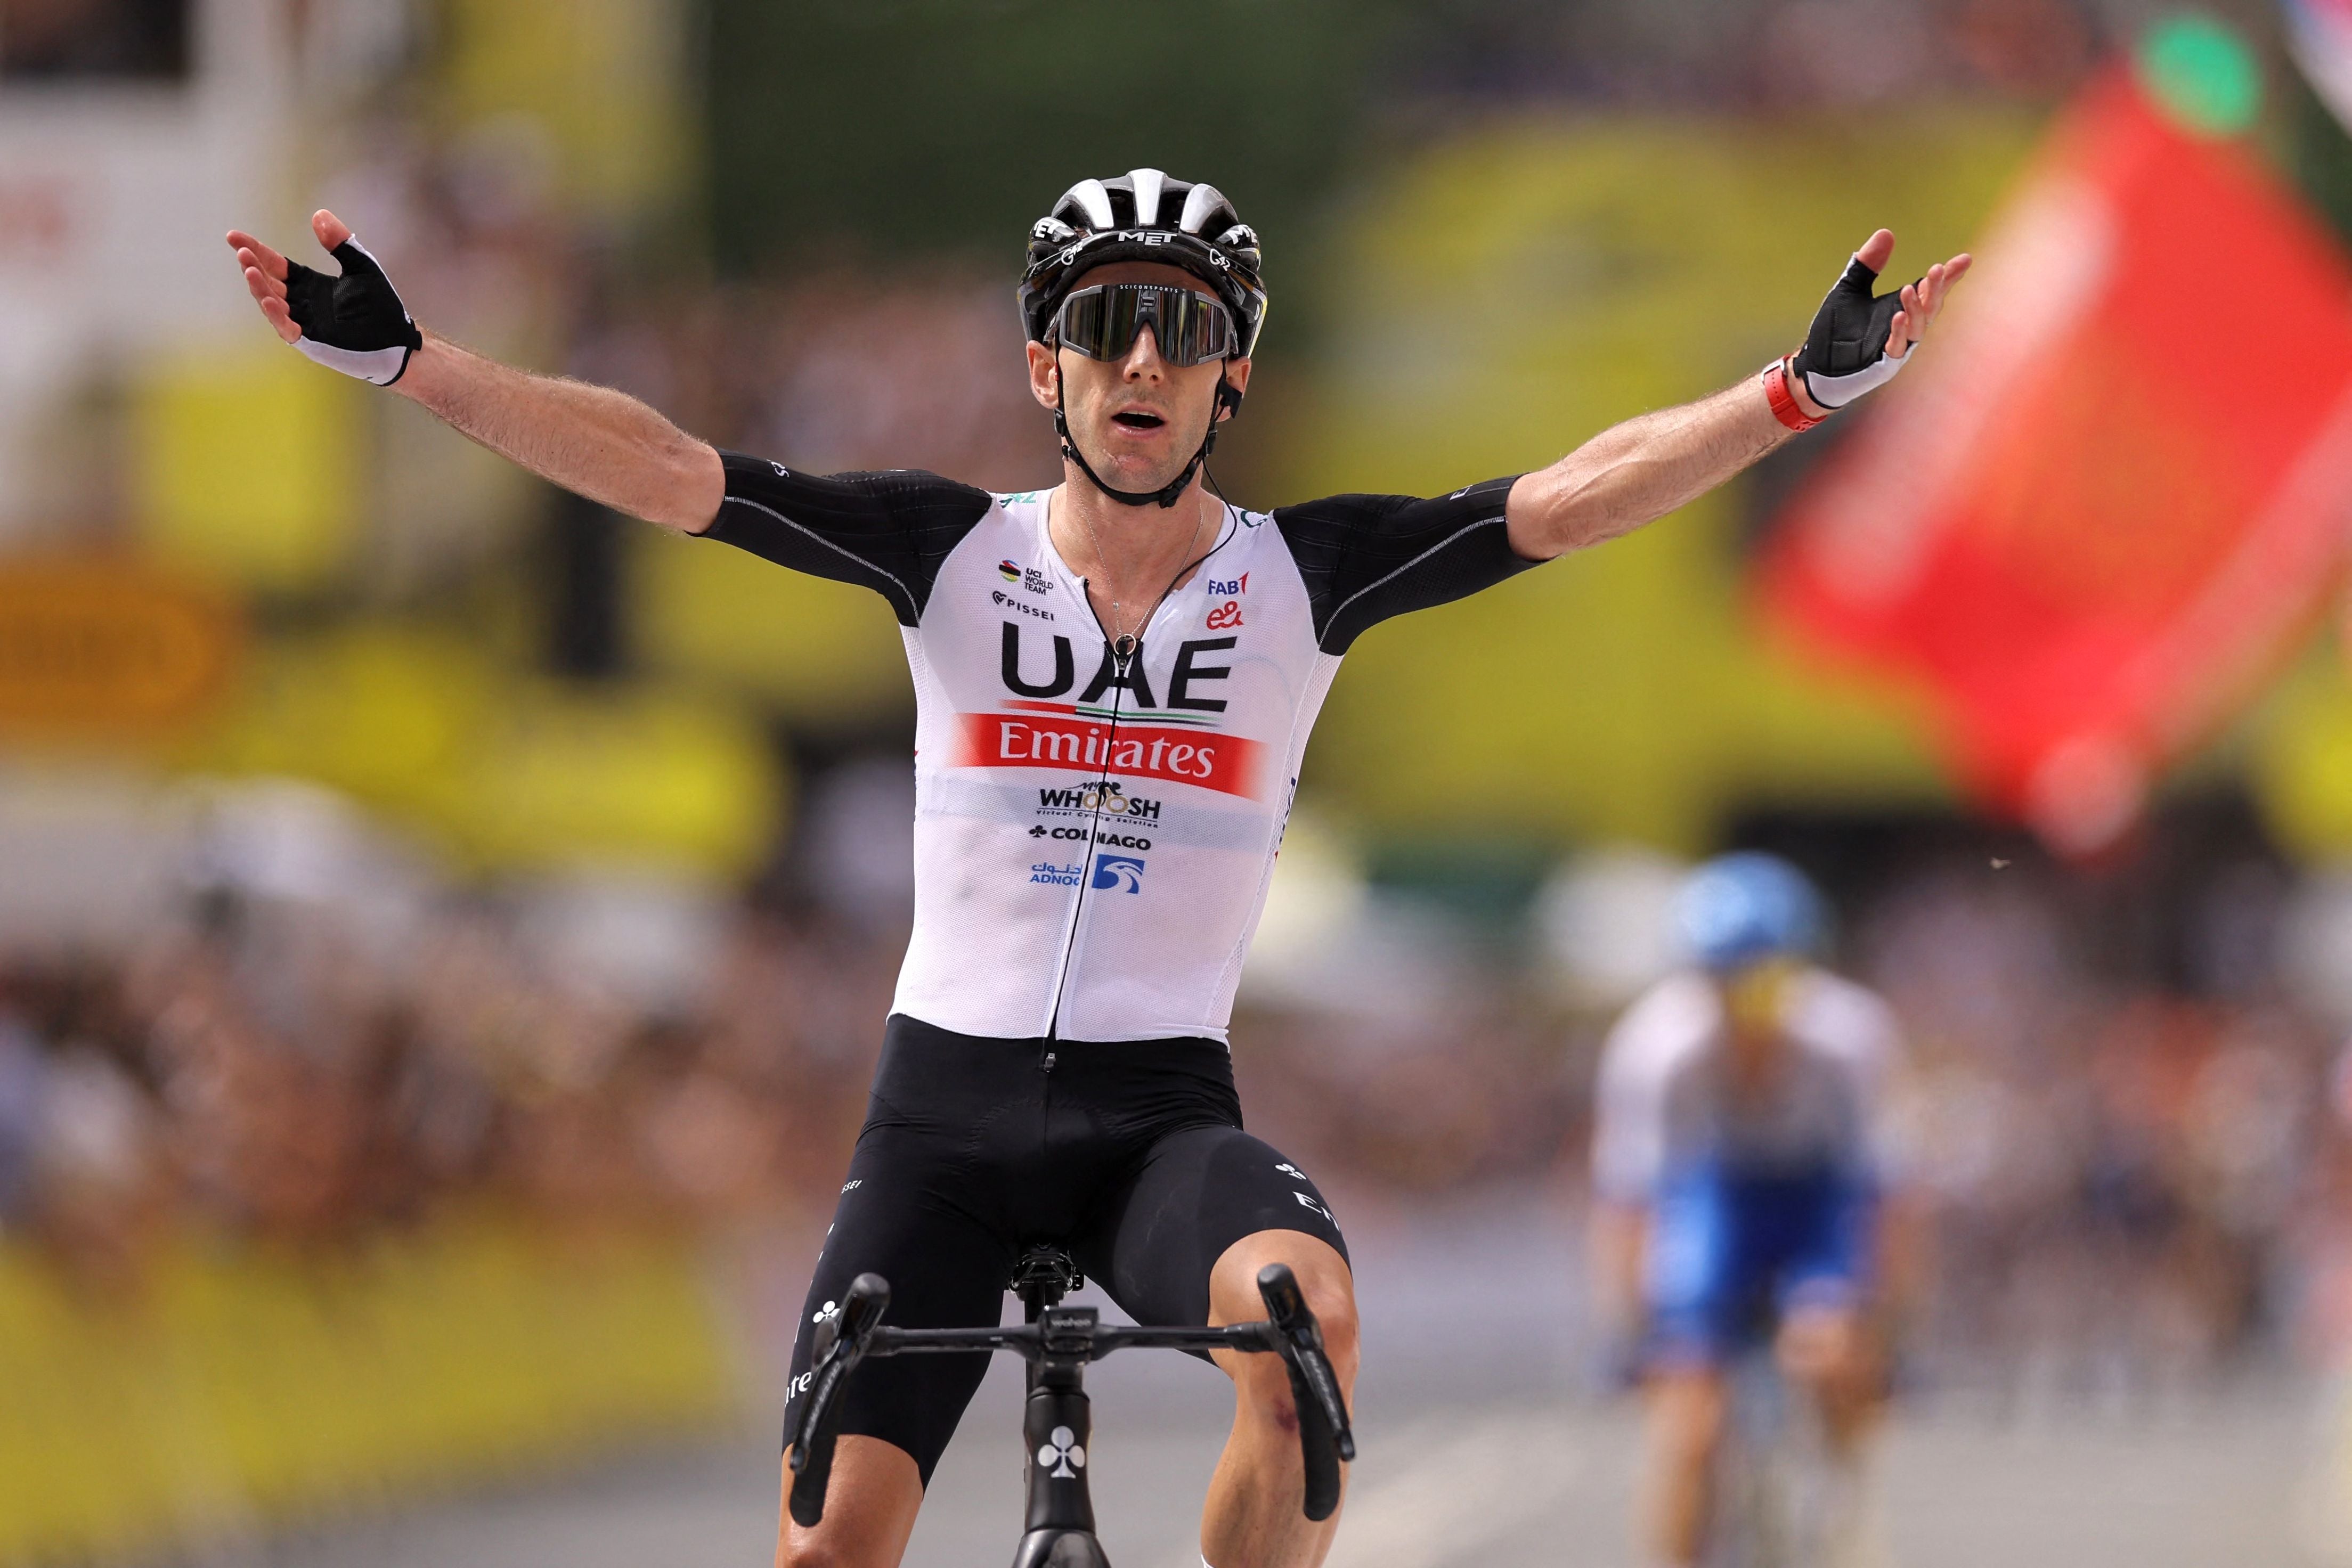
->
<box><xmin>1675</xmin><ymin>853</ymin><xmax>1825</xmax><ymax>974</ymax></box>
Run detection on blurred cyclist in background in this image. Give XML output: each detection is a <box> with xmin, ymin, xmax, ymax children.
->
<box><xmin>1591</xmin><ymin>853</ymin><xmax>1917</xmax><ymax>1568</ymax></box>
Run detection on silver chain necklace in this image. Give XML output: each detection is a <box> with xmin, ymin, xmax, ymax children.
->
<box><xmin>1075</xmin><ymin>489</ymin><xmax>1216</xmax><ymax>665</ymax></box>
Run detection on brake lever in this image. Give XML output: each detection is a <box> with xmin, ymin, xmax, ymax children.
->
<box><xmin>786</xmin><ymin>1273</ymin><xmax>891</xmax><ymax>1528</ymax></box>
<box><xmin>1255</xmin><ymin>1263</ymin><xmax>1355</xmax><ymax>1522</ymax></box>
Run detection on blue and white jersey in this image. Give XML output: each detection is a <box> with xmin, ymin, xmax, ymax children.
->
<box><xmin>699</xmin><ymin>455</ymin><xmax>1533</xmax><ymax>1043</ymax></box>
<box><xmin>1591</xmin><ymin>967</ymin><xmax>1906</xmax><ymax>1203</ymax></box>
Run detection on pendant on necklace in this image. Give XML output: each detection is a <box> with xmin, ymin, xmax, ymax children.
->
<box><xmin>1112</xmin><ymin>633</ymin><xmax>1138</xmax><ymax>663</ymax></box>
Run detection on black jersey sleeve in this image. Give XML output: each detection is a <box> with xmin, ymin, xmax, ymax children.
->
<box><xmin>699</xmin><ymin>451</ymin><xmax>994</xmax><ymax>627</ymax></box>
<box><xmin>1273</xmin><ymin>476</ymin><xmax>1537</xmax><ymax>654</ymax></box>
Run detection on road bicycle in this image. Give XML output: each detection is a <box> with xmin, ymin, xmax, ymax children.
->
<box><xmin>786</xmin><ymin>1244</ymin><xmax>1355</xmax><ymax>1568</ymax></box>
<box><xmin>1701</xmin><ymin>1302</ymin><xmax>1878</xmax><ymax>1568</ymax></box>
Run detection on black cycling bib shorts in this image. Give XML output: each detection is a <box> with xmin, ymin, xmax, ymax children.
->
<box><xmin>783</xmin><ymin>1015</ymin><xmax>1348</xmax><ymax>1483</ymax></box>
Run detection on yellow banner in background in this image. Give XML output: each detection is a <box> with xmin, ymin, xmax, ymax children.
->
<box><xmin>0</xmin><ymin>554</ymin><xmax>239</xmax><ymax>738</ymax></box>
<box><xmin>188</xmin><ymin>622</ymin><xmax>788</xmax><ymax>879</ymax></box>
<box><xmin>0</xmin><ymin>1214</ymin><xmax>738</xmax><ymax>1566</ymax></box>
<box><xmin>439</xmin><ymin>0</ymin><xmax>693</xmax><ymax>223</ymax></box>
<box><xmin>634</xmin><ymin>526</ymin><xmax>918</xmax><ymax>725</ymax></box>
<box><xmin>1278</xmin><ymin>112</ymin><xmax>2037</xmax><ymax>851</ymax></box>
<box><xmin>135</xmin><ymin>351</ymin><xmax>362</xmax><ymax>597</ymax></box>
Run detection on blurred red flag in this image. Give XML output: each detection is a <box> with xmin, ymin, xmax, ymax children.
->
<box><xmin>1757</xmin><ymin>72</ymin><xmax>2352</xmax><ymax>853</ymax></box>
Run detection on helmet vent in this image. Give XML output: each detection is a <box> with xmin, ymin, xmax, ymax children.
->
<box><xmin>1062</xmin><ymin>178</ymin><xmax>1116</xmax><ymax>232</ymax></box>
<box><xmin>1178</xmin><ymin>181</ymin><xmax>1233</xmax><ymax>236</ymax></box>
<box><xmin>1128</xmin><ymin>167</ymin><xmax>1167</xmax><ymax>227</ymax></box>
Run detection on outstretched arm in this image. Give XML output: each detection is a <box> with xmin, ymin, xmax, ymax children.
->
<box><xmin>1504</xmin><ymin>230</ymin><xmax>1968</xmax><ymax>561</ymax></box>
<box><xmin>227</xmin><ymin>209</ymin><xmax>724</xmax><ymax>534</ymax></box>
<box><xmin>387</xmin><ymin>335</ymin><xmax>724</xmax><ymax>533</ymax></box>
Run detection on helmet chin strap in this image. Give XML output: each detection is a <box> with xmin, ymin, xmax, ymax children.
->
<box><xmin>1052</xmin><ymin>356</ymin><xmax>1243</xmax><ymax>509</ymax></box>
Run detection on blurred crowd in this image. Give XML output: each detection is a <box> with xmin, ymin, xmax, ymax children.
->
<box><xmin>0</xmin><ymin>869</ymin><xmax>899</xmax><ymax>1288</ymax></box>
<box><xmin>5</xmin><ymin>773</ymin><xmax>2351</xmax><ymax>1411</ymax></box>
<box><xmin>1855</xmin><ymin>855</ymin><xmax>2337</xmax><ymax>1401</ymax></box>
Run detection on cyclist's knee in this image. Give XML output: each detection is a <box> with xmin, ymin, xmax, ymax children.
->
<box><xmin>774</xmin><ymin>1441</ymin><xmax>922</xmax><ymax>1568</ymax></box>
<box><xmin>1209</xmin><ymin>1230</ymin><xmax>1358</xmax><ymax>1424</ymax></box>
<box><xmin>1776</xmin><ymin>1304</ymin><xmax>1874</xmax><ymax>1392</ymax></box>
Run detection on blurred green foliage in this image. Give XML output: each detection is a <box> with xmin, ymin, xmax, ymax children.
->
<box><xmin>704</xmin><ymin>0</ymin><xmax>1391</xmax><ymax>277</ymax></box>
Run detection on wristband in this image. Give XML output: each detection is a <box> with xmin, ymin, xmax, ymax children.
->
<box><xmin>1762</xmin><ymin>358</ymin><xmax>1825</xmax><ymax>432</ymax></box>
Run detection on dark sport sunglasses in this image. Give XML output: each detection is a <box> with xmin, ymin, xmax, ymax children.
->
<box><xmin>1052</xmin><ymin>282</ymin><xmax>1239</xmax><ymax>369</ymax></box>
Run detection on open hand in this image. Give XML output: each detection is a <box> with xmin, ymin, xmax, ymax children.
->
<box><xmin>1854</xmin><ymin>228</ymin><xmax>1972</xmax><ymax>361</ymax></box>
<box><xmin>225</xmin><ymin>209</ymin><xmax>353</xmax><ymax>345</ymax></box>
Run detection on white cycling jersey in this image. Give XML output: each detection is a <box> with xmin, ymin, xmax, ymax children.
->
<box><xmin>1591</xmin><ymin>966</ymin><xmax>1906</xmax><ymax>1201</ymax></box>
<box><xmin>703</xmin><ymin>455</ymin><xmax>1533</xmax><ymax>1043</ymax></box>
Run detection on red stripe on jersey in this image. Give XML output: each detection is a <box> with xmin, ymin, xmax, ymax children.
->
<box><xmin>958</xmin><ymin>712</ymin><xmax>1262</xmax><ymax>798</ymax></box>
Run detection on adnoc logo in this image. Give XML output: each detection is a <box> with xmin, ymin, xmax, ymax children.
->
<box><xmin>1092</xmin><ymin>854</ymin><xmax>1146</xmax><ymax>893</ymax></box>
<box><xmin>998</xmin><ymin>559</ymin><xmax>1021</xmax><ymax>582</ymax></box>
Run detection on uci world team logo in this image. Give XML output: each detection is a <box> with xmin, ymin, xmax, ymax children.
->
<box><xmin>1092</xmin><ymin>854</ymin><xmax>1145</xmax><ymax>893</ymax></box>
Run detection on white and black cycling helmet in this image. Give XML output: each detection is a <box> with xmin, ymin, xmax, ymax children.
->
<box><xmin>1018</xmin><ymin>169</ymin><xmax>1267</xmax><ymax>508</ymax></box>
<box><xmin>1018</xmin><ymin>168</ymin><xmax>1268</xmax><ymax>360</ymax></box>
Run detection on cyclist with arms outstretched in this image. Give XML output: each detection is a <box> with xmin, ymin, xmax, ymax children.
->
<box><xmin>1592</xmin><ymin>854</ymin><xmax>1918</xmax><ymax>1568</ymax></box>
<box><xmin>227</xmin><ymin>176</ymin><xmax>1964</xmax><ymax>1568</ymax></box>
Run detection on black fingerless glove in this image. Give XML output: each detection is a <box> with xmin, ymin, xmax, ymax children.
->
<box><xmin>1790</xmin><ymin>255</ymin><xmax>1915</xmax><ymax>410</ymax></box>
<box><xmin>284</xmin><ymin>237</ymin><xmax>422</xmax><ymax>386</ymax></box>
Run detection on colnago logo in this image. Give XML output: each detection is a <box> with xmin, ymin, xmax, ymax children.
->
<box><xmin>1038</xmin><ymin>1425</ymin><xmax>1086</xmax><ymax>1480</ymax></box>
<box><xmin>1092</xmin><ymin>854</ymin><xmax>1146</xmax><ymax>893</ymax></box>
<box><xmin>1030</xmin><ymin>861</ymin><xmax>1084</xmax><ymax>886</ymax></box>
<box><xmin>1030</xmin><ymin>822</ymin><xmax>1147</xmax><ymax>846</ymax></box>
<box><xmin>1037</xmin><ymin>781</ymin><xmax>1162</xmax><ymax>820</ymax></box>
<box><xmin>1030</xmin><ymin>824</ymin><xmax>1153</xmax><ymax>850</ymax></box>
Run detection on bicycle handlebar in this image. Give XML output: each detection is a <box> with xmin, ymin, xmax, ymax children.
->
<box><xmin>785</xmin><ymin>1272</ymin><xmax>890</xmax><ymax>1528</ymax></box>
<box><xmin>1255</xmin><ymin>1263</ymin><xmax>1355</xmax><ymax>1520</ymax></box>
<box><xmin>781</xmin><ymin>1265</ymin><xmax>1354</xmax><ymax>1528</ymax></box>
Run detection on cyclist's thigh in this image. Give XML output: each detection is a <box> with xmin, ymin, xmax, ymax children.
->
<box><xmin>1089</xmin><ymin>1124</ymin><xmax>1349</xmax><ymax>1329</ymax></box>
<box><xmin>1777</xmin><ymin>1173</ymin><xmax>1876</xmax><ymax>1311</ymax></box>
<box><xmin>785</xmin><ymin>1122</ymin><xmax>1012</xmax><ymax>1487</ymax></box>
<box><xmin>1643</xmin><ymin>1177</ymin><xmax>1748</xmax><ymax>1369</ymax></box>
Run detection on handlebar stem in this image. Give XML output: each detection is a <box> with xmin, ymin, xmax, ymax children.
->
<box><xmin>1014</xmin><ymin>1304</ymin><xmax>1106</xmax><ymax>1568</ymax></box>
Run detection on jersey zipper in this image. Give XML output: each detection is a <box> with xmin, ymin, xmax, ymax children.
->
<box><xmin>1038</xmin><ymin>500</ymin><xmax>1238</xmax><ymax>1041</ymax></box>
<box><xmin>1040</xmin><ymin>591</ymin><xmax>1135</xmax><ymax>1041</ymax></box>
